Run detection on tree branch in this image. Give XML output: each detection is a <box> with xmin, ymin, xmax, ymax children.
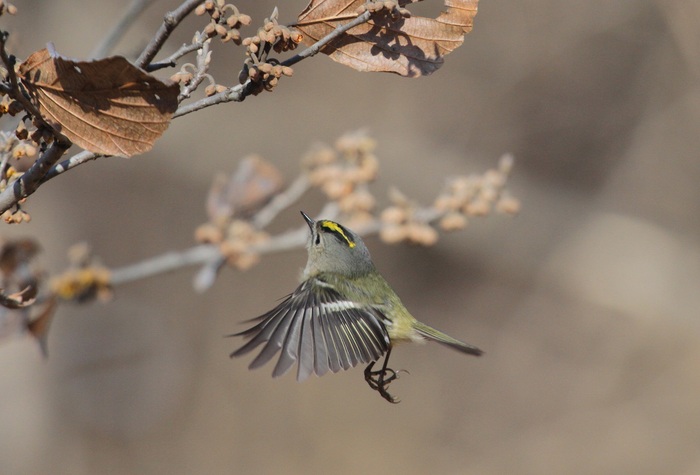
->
<box><xmin>0</xmin><ymin>7</ymin><xmax>378</xmax><ymax>209</ymax></box>
<box><xmin>135</xmin><ymin>0</ymin><xmax>202</xmax><ymax>68</ymax></box>
<box><xmin>0</xmin><ymin>140</ymin><xmax>71</xmax><ymax>212</ymax></box>
<box><xmin>40</xmin><ymin>150</ymin><xmax>99</xmax><ymax>183</ymax></box>
<box><xmin>115</xmin><ymin>203</ymin><xmax>342</xmax><ymax>289</ymax></box>
<box><xmin>283</xmin><ymin>11</ymin><xmax>372</xmax><ymax>67</ymax></box>
<box><xmin>91</xmin><ymin>0</ymin><xmax>157</xmax><ymax>58</ymax></box>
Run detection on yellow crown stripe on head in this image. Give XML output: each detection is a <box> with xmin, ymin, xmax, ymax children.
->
<box><xmin>320</xmin><ymin>220</ymin><xmax>356</xmax><ymax>248</ymax></box>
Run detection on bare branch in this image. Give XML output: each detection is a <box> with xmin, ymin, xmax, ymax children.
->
<box><xmin>252</xmin><ymin>175</ymin><xmax>310</xmax><ymax>229</ymax></box>
<box><xmin>147</xmin><ymin>38</ymin><xmax>205</xmax><ymax>72</ymax></box>
<box><xmin>108</xmin><ymin>199</ymin><xmax>448</xmax><ymax>289</ymax></box>
<box><xmin>113</xmin><ymin>206</ymin><xmax>333</xmax><ymax>288</ymax></box>
<box><xmin>110</xmin><ymin>244</ymin><xmax>218</xmax><ymax>286</ymax></box>
<box><xmin>91</xmin><ymin>0</ymin><xmax>157</xmax><ymax>58</ymax></box>
<box><xmin>283</xmin><ymin>11</ymin><xmax>372</xmax><ymax>67</ymax></box>
<box><xmin>136</xmin><ymin>0</ymin><xmax>202</xmax><ymax>68</ymax></box>
<box><xmin>178</xmin><ymin>36</ymin><xmax>212</xmax><ymax>100</ymax></box>
<box><xmin>41</xmin><ymin>150</ymin><xmax>99</xmax><ymax>182</ymax></box>
<box><xmin>173</xmin><ymin>82</ymin><xmax>249</xmax><ymax>118</ymax></box>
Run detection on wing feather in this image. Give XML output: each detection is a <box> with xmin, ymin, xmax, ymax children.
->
<box><xmin>230</xmin><ymin>278</ymin><xmax>390</xmax><ymax>380</ymax></box>
<box><xmin>312</xmin><ymin>301</ymin><xmax>330</xmax><ymax>376</ymax></box>
<box><xmin>272</xmin><ymin>305</ymin><xmax>304</xmax><ymax>377</ymax></box>
<box><xmin>296</xmin><ymin>294</ymin><xmax>316</xmax><ymax>381</ymax></box>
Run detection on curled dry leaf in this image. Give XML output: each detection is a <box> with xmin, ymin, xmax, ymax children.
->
<box><xmin>295</xmin><ymin>0</ymin><xmax>478</xmax><ymax>77</ymax></box>
<box><xmin>27</xmin><ymin>296</ymin><xmax>57</xmax><ymax>357</ymax></box>
<box><xmin>18</xmin><ymin>48</ymin><xmax>179</xmax><ymax>157</ymax></box>
<box><xmin>0</xmin><ymin>284</ymin><xmax>37</xmax><ymax>309</ymax></box>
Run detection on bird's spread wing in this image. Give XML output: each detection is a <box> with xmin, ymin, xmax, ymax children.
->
<box><xmin>230</xmin><ymin>278</ymin><xmax>390</xmax><ymax>381</ymax></box>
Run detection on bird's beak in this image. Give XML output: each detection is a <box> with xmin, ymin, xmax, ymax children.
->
<box><xmin>300</xmin><ymin>211</ymin><xmax>315</xmax><ymax>231</ymax></box>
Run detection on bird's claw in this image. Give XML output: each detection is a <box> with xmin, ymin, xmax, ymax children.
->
<box><xmin>364</xmin><ymin>361</ymin><xmax>406</xmax><ymax>404</ymax></box>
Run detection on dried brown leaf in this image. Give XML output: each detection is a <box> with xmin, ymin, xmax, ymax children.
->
<box><xmin>0</xmin><ymin>284</ymin><xmax>37</xmax><ymax>309</ymax></box>
<box><xmin>296</xmin><ymin>0</ymin><xmax>478</xmax><ymax>77</ymax></box>
<box><xmin>27</xmin><ymin>296</ymin><xmax>57</xmax><ymax>358</ymax></box>
<box><xmin>18</xmin><ymin>48</ymin><xmax>179</xmax><ymax>157</ymax></box>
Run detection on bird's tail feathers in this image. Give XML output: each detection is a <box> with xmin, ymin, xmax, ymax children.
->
<box><xmin>413</xmin><ymin>321</ymin><xmax>483</xmax><ymax>356</ymax></box>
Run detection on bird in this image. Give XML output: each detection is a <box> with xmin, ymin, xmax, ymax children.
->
<box><xmin>230</xmin><ymin>211</ymin><xmax>483</xmax><ymax>402</ymax></box>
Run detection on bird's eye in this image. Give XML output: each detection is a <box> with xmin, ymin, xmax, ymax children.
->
<box><xmin>315</xmin><ymin>234</ymin><xmax>321</xmax><ymax>245</ymax></box>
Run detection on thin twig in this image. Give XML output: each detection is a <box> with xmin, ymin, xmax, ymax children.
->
<box><xmin>111</xmin><ymin>244</ymin><xmax>218</xmax><ymax>285</ymax></box>
<box><xmin>136</xmin><ymin>0</ymin><xmax>202</xmax><ymax>68</ymax></box>
<box><xmin>282</xmin><ymin>11</ymin><xmax>372</xmax><ymax>67</ymax></box>
<box><xmin>91</xmin><ymin>0</ymin><xmax>157</xmax><ymax>58</ymax></box>
<box><xmin>147</xmin><ymin>39</ymin><xmax>205</xmax><ymax>72</ymax></box>
<box><xmin>115</xmin><ymin>204</ymin><xmax>345</xmax><ymax>288</ymax></box>
<box><xmin>252</xmin><ymin>175</ymin><xmax>310</xmax><ymax>229</ymax></box>
<box><xmin>173</xmin><ymin>83</ymin><xmax>248</xmax><ymax>118</ymax></box>
<box><xmin>179</xmin><ymin>36</ymin><xmax>212</xmax><ymax>100</ymax></box>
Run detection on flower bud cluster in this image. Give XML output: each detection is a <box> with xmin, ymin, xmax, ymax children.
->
<box><xmin>196</xmin><ymin>1</ymin><xmax>251</xmax><ymax>45</ymax></box>
<box><xmin>242</xmin><ymin>8</ymin><xmax>302</xmax><ymax>56</ymax></box>
<box><xmin>379</xmin><ymin>188</ymin><xmax>438</xmax><ymax>246</ymax></box>
<box><xmin>238</xmin><ymin>61</ymin><xmax>294</xmax><ymax>93</ymax></box>
<box><xmin>50</xmin><ymin>267</ymin><xmax>111</xmax><ymax>302</ymax></box>
<box><xmin>303</xmin><ymin>131</ymin><xmax>379</xmax><ymax>225</ymax></box>
<box><xmin>196</xmin><ymin>219</ymin><xmax>268</xmax><ymax>271</ymax></box>
<box><xmin>357</xmin><ymin>1</ymin><xmax>411</xmax><ymax>19</ymax></box>
<box><xmin>49</xmin><ymin>244</ymin><xmax>112</xmax><ymax>302</ymax></box>
<box><xmin>1</xmin><ymin>206</ymin><xmax>30</xmax><ymax>224</ymax></box>
<box><xmin>434</xmin><ymin>154</ymin><xmax>520</xmax><ymax>231</ymax></box>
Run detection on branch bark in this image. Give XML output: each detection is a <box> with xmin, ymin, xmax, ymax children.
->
<box><xmin>0</xmin><ymin>140</ymin><xmax>72</xmax><ymax>213</ymax></box>
<box><xmin>135</xmin><ymin>0</ymin><xmax>203</xmax><ymax>68</ymax></box>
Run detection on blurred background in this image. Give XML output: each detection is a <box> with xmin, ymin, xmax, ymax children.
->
<box><xmin>1</xmin><ymin>0</ymin><xmax>699</xmax><ymax>473</ymax></box>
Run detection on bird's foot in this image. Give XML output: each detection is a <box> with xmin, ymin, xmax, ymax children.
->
<box><xmin>364</xmin><ymin>361</ymin><xmax>408</xmax><ymax>404</ymax></box>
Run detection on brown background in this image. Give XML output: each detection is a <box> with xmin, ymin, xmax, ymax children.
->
<box><xmin>1</xmin><ymin>1</ymin><xmax>699</xmax><ymax>474</ymax></box>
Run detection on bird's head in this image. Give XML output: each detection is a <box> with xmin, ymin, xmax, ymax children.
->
<box><xmin>300</xmin><ymin>211</ymin><xmax>374</xmax><ymax>278</ymax></box>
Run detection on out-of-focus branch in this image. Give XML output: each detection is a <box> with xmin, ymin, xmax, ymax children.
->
<box><xmin>252</xmin><ymin>175</ymin><xmax>310</xmax><ymax>229</ymax></box>
<box><xmin>192</xmin><ymin>174</ymin><xmax>310</xmax><ymax>292</ymax></box>
<box><xmin>113</xmin><ymin>224</ymin><xmax>314</xmax><ymax>287</ymax></box>
<box><xmin>91</xmin><ymin>0</ymin><xmax>157</xmax><ymax>58</ymax></box>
